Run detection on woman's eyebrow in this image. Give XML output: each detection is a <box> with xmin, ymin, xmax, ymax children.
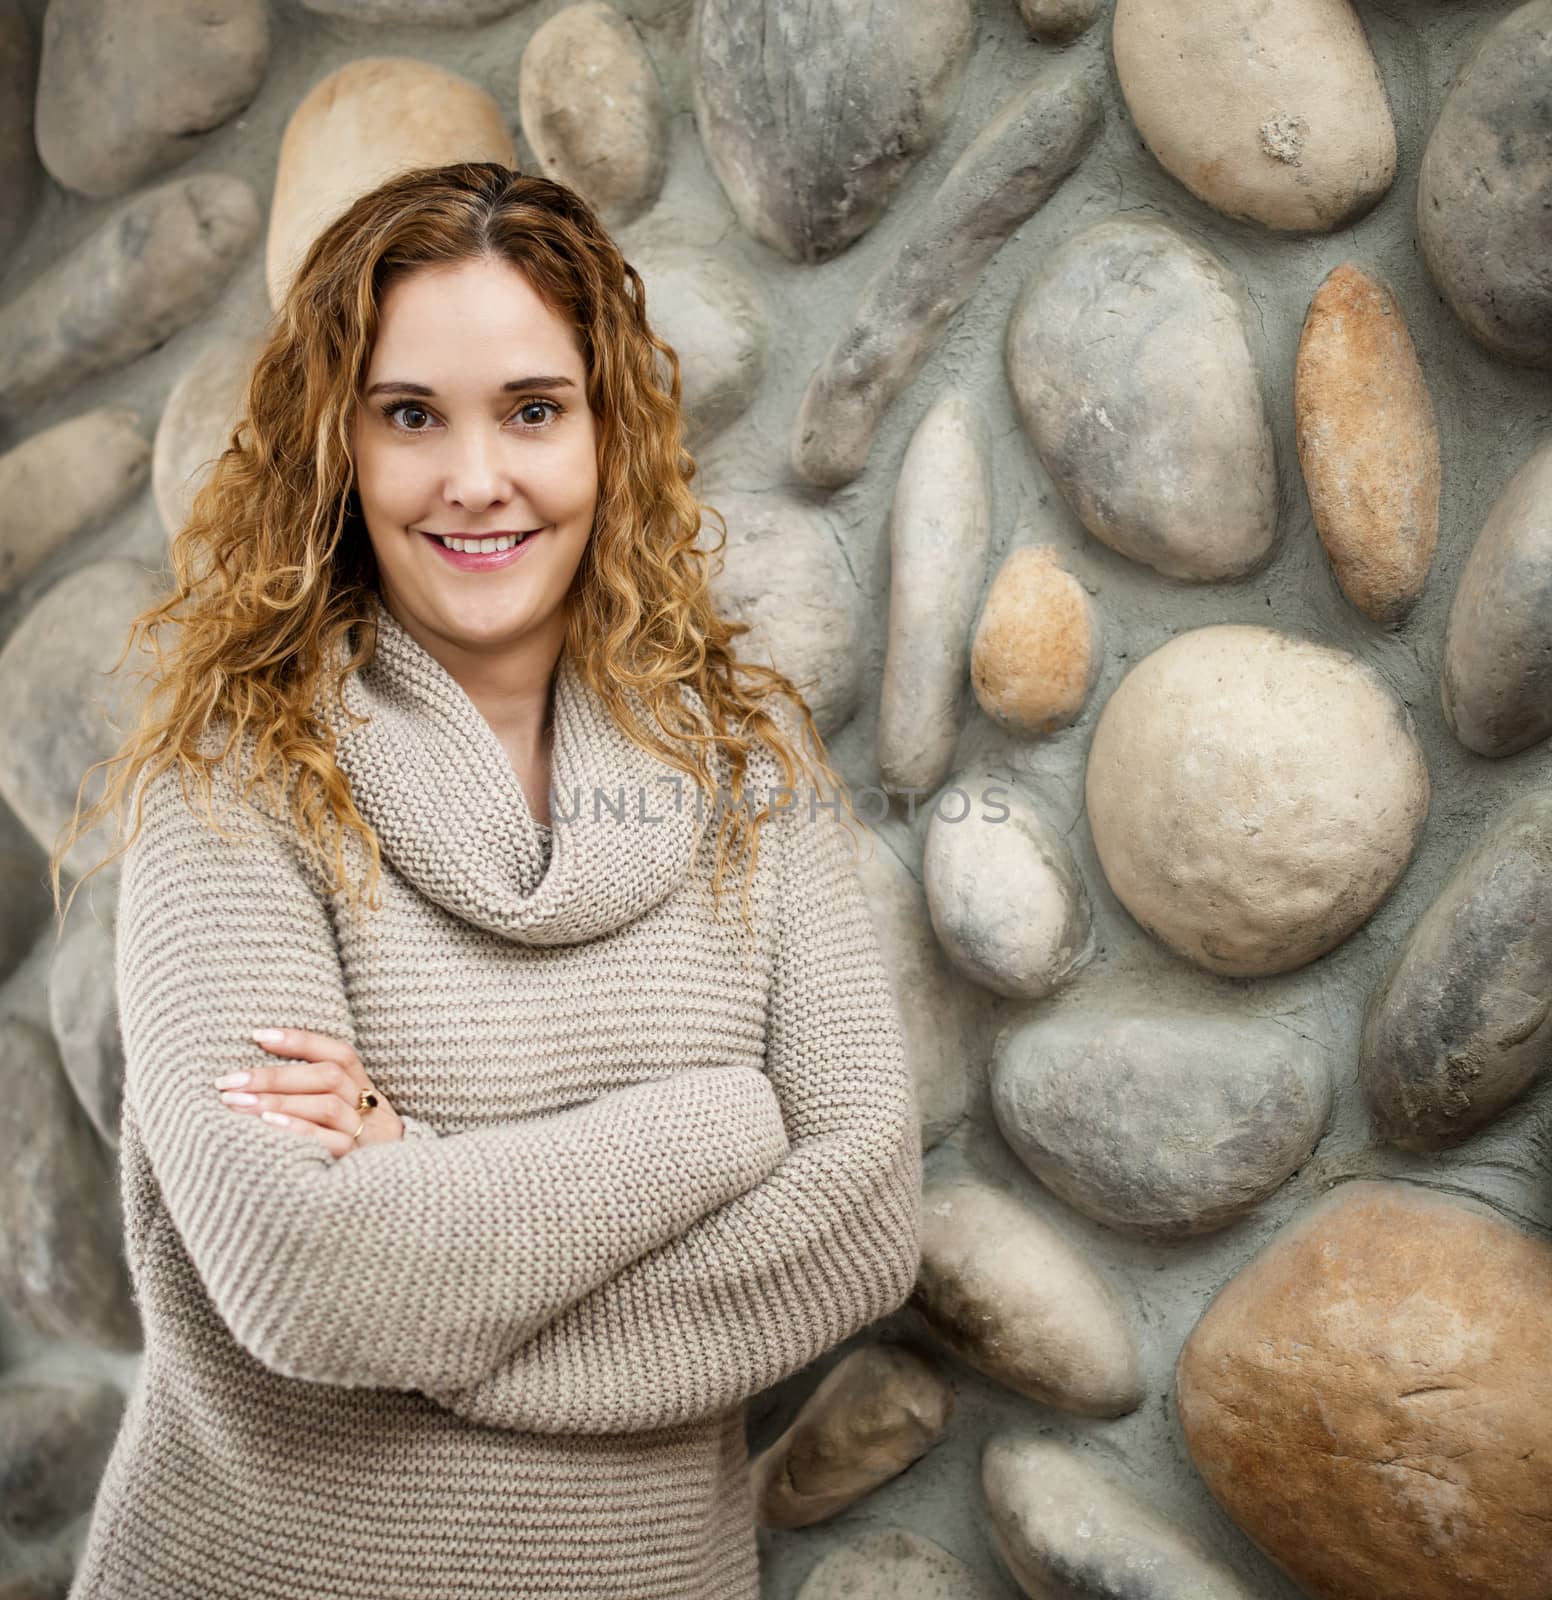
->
<box><xmin>362</xmin><ymin>375</ymin><xmax>577</xmax><ymax>397</ymax></box>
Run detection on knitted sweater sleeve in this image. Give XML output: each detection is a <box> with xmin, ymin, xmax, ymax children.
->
<box><xmin>114</xmin><ymin>761</ymin><xmax>792</xmax><ymax>1393</ymax></box>
<box><xmin>420</xmin><ymin>788</ymin><xmax>924</xmax><ymax>1434</ymax></box>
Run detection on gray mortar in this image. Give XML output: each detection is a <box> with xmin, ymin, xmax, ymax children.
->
<box><xmin>1</xmin><ymin>2</ymin><xmax>1548</xmax><ymax>1597</ymax></box>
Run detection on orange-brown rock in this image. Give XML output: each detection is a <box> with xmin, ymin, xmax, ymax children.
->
<box><xmin>1294</xmin><ymin>264</ymin><xmax>1440</xmax><ymax>625</ymax></box>
<box><xmin>1177</xmin><ymin>1180</ymin><xmax>1552</xmax><ymax>1600</ymax></box>
<box><xmin>971</xmin><ymin>546</ymin><xmax>1100</xmax><ymax>735</ymax></box>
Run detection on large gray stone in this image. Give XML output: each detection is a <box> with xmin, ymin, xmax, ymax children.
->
<box><xmin>297</xmin><ymin>0</ymin><xmax>528</xmax><ymax>19</ymax></box>
<box><xmin>691</xmin><ymin>0</ymin><xmax>974</xmax><ymax>263</ymax></box>
<box><xmin>700</xmin><ymin>492</ymin><xmax>865</xmax><ymax>738</ymax></box>
<box><xmin>1086</xmin><ymin>625</ymin><xmax>1430</xmax><ymax>976</ymax></box>
<box><xmin>982</xmin><ymin>1435</ymin><xmax>1261</xmax><ymax>1600</ymax></box>
<box><xmin>911</xmin><ymin>1171</ymin><xmax>1143</xmax><ymax>1417</ymax></box>
<box><xmin>630</xmin><ymin>247</ymin><xmax>767</xmax><ymax>447</ymax></box>
<box><xmin>922</xmin><ymin>770</ymin><xmax>1093</xmax><ymax>1001</ymax></box>
<box><xmin>519</xmin><ymin>3</ymin><xmax>668</xmax><ymax>228</ymax></box>
<box><xmin>1362</xmin><ymin>790</ymin><xmax>1552</xmax><ymax>1148</ymax></box>
<box><xmin>991</xmin><ymin>1008</ymin><xmax>1331</xmax><ymax>1239</ymax></box>
<box><xmin>0</xmin><ymin>410</ymin><xmax>151</xmax><ymax>598</ymax></box>
<box><xmin>793</xmin><ymin>61</ymin><xmax>1100</xmax><ymax>489</ymax></box>
<box><xmin>1113</xmin><ymin>0</ymin><xmax>1395</xmax><ymax>232</ymax></box>
<box><xmin>0</xmin><ymin>808</ymin><xmax>49</xmax><ymax>986</ymax></box>
<box><xmin>855</xmin><ymin>839</ymin><xmax>975</xmax><ymax>1151</ymax></box>
<box><xmin>0</xmin><ymin>1020</ymin><xmax>138</xmax><ymax>1349</ymax></box>
<box><xmin>1440</xmin><ymin>433</ymin><xmax>1552</xmax><ymax>757</ymax></box>
<box><xmin>1418</xmin><ymin>0</ymin><xmax>1552</xmax><ymax>367</ymax></box>
<box><xmin>152</xmin><ymin>336</ymin><xmax>261</xmax><ymax>540</ymax></box>
<box><xmin>49</xmin><ymin>883</ymin><xmax>123</xmax><ymax>1150</ymax></box>
<box><xmin>1006</xmin><ymin>219</ymin><xmax>1277</xmax><ymax>581</ymax></box>
<box><xmin>0</xmin><ymin>175</ymin><xmax>259</xmax><ymax>418</ymax></box>
<box><xmin>0</xmin><ymin>1378</ymin><xmax>124</xmax><ymax>1539</ymax></box>
<box><xmin>0</xmin><ymin>560</ymin><xmax>163</xmax><ymax>880</ymax></box>
<box><xmin>36</xmin><ymin>0</ymin><xmax>269</xmax><ymax>199</ymax></box>
<box><xmin>877</xmin><ymin>390</ymin><xmax>992</xmax><ymax>796</ymax></box>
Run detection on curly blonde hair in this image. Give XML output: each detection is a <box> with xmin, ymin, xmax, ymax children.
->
<box><xmin>50</xmin><ymin>161</ymin><xmax>860</xmax><ymax>937</ymax></box>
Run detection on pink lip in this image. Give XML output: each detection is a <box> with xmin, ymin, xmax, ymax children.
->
<box><xmin>418</xmin><ymin>529</ymin><xmax>544</xmax><ymax>572</ymax></box>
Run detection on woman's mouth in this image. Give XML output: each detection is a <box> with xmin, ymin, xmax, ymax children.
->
<box><xmin>417</xmin><ymin>528</ymin><xmax>545</xmax><ymax>571</ymax></box>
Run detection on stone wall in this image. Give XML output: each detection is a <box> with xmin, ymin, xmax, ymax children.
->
<box><xmin>1</xmin><ymin>0</ymin><xmax>1549</xmax><ymax>1596</ymax></box>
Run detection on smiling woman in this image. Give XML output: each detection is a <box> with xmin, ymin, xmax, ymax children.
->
<box><xmin>47</xmin><ymin>162</ymin><xmax>920</xmax><ymax>1600</ymax></box>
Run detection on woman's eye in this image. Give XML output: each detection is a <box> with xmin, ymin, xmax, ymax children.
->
<box><xmin>383</xmin><ymin>402</ymin><xmax>433</xmax><ymax>431</ymax></box>
<box><xmin>515</xmin><ymin>399</ymin><xmax>560</xmax><ymax>427</ymax></box>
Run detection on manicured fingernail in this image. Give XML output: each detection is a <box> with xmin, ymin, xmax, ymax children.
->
<box><xmin>252</xmin><ymin>1028</ymin><xmax>286</xmax><ymax>1044</ymax></box>
<box><xmin>214</xmin><ymin>1072</ymin><xmax>249</xmax><ymax>1089</ymax></box>
<box><xmin>262</xmin><ymin>1111</ymin><xmax>289</xmax><ymax>1126</ymax></box>
<box><xmin>221</xmin><ymin>1090</ymin><xmax>257</xmax><ymax>1105</ymax></box>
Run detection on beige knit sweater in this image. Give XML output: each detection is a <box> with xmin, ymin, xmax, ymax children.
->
<box><xmin>72</xmin><ymin>597</ymin><xmax>922</xmax><ymax>1600</ymax></box>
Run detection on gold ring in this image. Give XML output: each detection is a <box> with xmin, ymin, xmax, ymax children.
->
<box><xmin>352</xmin><ymin>1089</ymin><xmax>378</xmax><ymax>1142</ymax></box>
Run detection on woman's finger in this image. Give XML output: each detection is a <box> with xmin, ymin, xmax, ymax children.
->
<box><xmin>215</xmin><ymin>1060</ymin><xmax>354</xmax><ymax>1097</ymax></box>
<box><xmin>257</xmin><ymin>1107</ymin><xmax>354</xmax><ymax>1160</ymax></box>
<box><xmin>251</xmin><ymin>1027</ymin><xmax>366</xmax><ymax>1085</ymax></box>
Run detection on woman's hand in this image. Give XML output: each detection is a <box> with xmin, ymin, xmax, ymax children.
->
<box><xmin>214</xmin><ymin>1026</ymin><xmax>404</xmax><ymax>1157</ymax></box>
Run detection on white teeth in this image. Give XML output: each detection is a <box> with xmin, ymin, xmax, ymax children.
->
<box><xmin>438</xmin><ymin>533</ymin><xmax>525</xmax><ymax>553</ymax></box>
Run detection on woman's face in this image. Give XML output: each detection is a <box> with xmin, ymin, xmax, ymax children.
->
<box><xmin>350</xmin><ymin>256</ymin><xmax>599</xmax><ymax>665</ymax></box>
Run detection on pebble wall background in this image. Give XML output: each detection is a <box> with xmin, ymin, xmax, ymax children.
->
<box><xmin>0</xmin><ymin>0</ymin><xmax>1549</xmax><ymax>1596</ymax></box>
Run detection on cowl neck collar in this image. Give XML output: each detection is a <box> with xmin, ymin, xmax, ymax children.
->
<box><xmin>328</xmin><ymin>597</ymin><xmax>708</xmax><ymax>947</ymax></box>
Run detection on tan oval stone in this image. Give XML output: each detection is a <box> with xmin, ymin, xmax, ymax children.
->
<box><xmin>1086</xmin><ymin>625</ymin><xmax>1429</xmax><ymax>976</ymax></box>
<box><xmin>266</xmin><ymin>58</ymin><xmax>513</xmax><ymax>309</ymax></box>
<box><xmin>153</xmin><ymin>334</ymin><xmax>263</xmax><ymax>539</ymax></box>
<box><xmin>520</xmin><ymin>3</ymin><xmax>667</xmax><ymax>227</ymax></box>
<box><xmin>1177</xmin><ymin>1180</ymin><xmax>1552</xmax><ymax>1600</ymax></box>
<box><xmin>1113</xmin><ymin>0</ymin><xmax>1396</xmax><ymax>232</ymax></box>
<box><xmin>911</xmin><ymin>1171</ymin><xmax>1143</xmax><ymax>1418</ymax></box>
<box><xmin>971</xmin><ymin>545</ymin><xmax>1100</xmax><ymax>735</ymax></box>
<box><xmin>1295</xmin><ymin>263</ymin><xmax>1440</xmax><ymax>625</ymax></box>
<box><xmin>0</xmin><ymin>409</ymin><xmax>149</xmax><ymax>597</ymax></box>
<box><xmin>796</xmin><ymin>1528</ymin><xmax>999</xmax><ymax>1600</ymax></box>
<box><xmin>750</xmin><ymin>1344</ymin><xmax>951</xmax><ymax>1529</ymax></box>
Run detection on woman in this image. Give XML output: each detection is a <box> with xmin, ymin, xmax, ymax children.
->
<box><xmin>52</xmin><ymin>162</ymin><xmax>922</xmax><ymax>1598</ymax></box>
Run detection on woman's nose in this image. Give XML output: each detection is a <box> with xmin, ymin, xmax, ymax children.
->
<box><xmin>442</xmin><ymin>425</ymin><xmax>517</xmax><ymax>509</ymax></box>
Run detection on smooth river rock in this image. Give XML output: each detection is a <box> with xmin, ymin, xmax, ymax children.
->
<box><xmin>0</xmin><ymin>175</ymin><xmax>259</xmax><ymax>418</ymax></box>
<box><xmin>267</xmin><ymin>58</ymin><xmax>514</xmax><ymax>309</ymax></box>
<box><xmin>982</xmin><ymin>1435</ymin><xmax>1260</xmax><ymax>1600</ymax></box>
<box><xmin>1007</xmin><ymin>219</ymin><xmax>1276</xmax><ymax>581</ymax></box>
<box><xmin>520</xmin><ymin>3</ymin><xmax>668</xmax><ymax>228</ymax></box>
<box><xmin>631</xmin><ymin>246</ymin><xmax>766</xmax><ymax>447</ymax></box>
<box><xmin>1015</xmin><ymin>0</ymin><xmax>1099</xmax><ymax>44</ymax></box>
<box><xmin>793</xmin><ymin>61</ymin><xmax>1100</xmax><ymax>488</ymax></box>
<box><xmin>0</xmin><ymin>1377</ymin><xmax>124</xmax><ymax>1539</ymax></box>
<box><xmin>1177</xmin><ymin>1181</ymin><xmax>1552</xmax><ymax>1600</ymax></box>
<box><xmin>971</xmin><ymin>545</ymin><xmax>1102</xmax><ymax>736</ymax></box>
<box><xmin>701</xmin><ymin>491</ymin><xmax>865</xmax><ymax>737</ymax></box>
<box><xmin>911</xmin><ymin>1171</ymin><xmax>1143</xmax><ymax>1417</ymax></box>
<box><xmin>795</xmin><ymin>1528</ymin><xmax>999</xmax><ymax>1600</ymax></box>
<box><xmin>878</xmin><ymin>390</ymin><xmax>992</xmax><ymax>795</ymax></box>
<box><xmin>152</xmin><ymin>335</ymin><xmax>261</xmax><ymax>540</ymax></box>
<box><xmin>992</xmin><ymin>1008</ymin><xmax>1331</xmax><ymax>1239</ymax></box>
<box><xmin>856</xmin><ymin>839</ymin><xmax>975</xmax><ymax>1150</ymax></box>
<box><xmin>0</xmin><ymin>1021</ymin><xmax>138</xmax><ymax>1349</ymax></box>
<box><xmin>0</xmin><ymin>560</ymin><xmax>163</xmax><ymax>879</ymax></box>
<box><xmin>49</xmin><ymin>887</ymin><xmax>124</xmax><ymax>1151</ymax></box>
<box><xmin>1362</xmin><ymin>790</ymin><xmax>1552</xmax><ymax>1148</ymax></box>
<box><xmin>1113</xmin><ymin>0</ymin><xmax>1396</xmax><ymax>232</ymax></box>
<box><xmin>1086</xmin><ymin>625</ymin><xmax>1430</xmax><ymax>976</ymax></box>
<box><xmin>691</xmin><ymin>0</ymin><xmax>974</xmax><ymax>263</ymax></box>
<box><xmin>750</xmin><ymin>1344</ymin><xmax>951</xmax><ymax>1529</ymax></box>
<box><xmin>36</xmin><ymin>0</ymin><xmax>269</xmax><ymax>198</ymax></box>
<box><xmin>1295</xmin><ymin>263</ymin><xmax>1440</xmax><ymax>625</ymax></box>
<box><xmin>922</xmin><ymin>771</ymin><xmax>1093</xmax><ymax>1001</ymax></box>
<box><xmin>0</xmin><ymin>410</ymin><xmax>151</xmax><ymax>597</ymax></box>
<box><xmin>1440</xmin><ymin>433</ymin><xmax>1552</xmax><ymax>757</ymax></box>
<box><xmin>1418</xmin><ymin>0</ymin><xmax>1552</xmax><ymax>367</ymax></box>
